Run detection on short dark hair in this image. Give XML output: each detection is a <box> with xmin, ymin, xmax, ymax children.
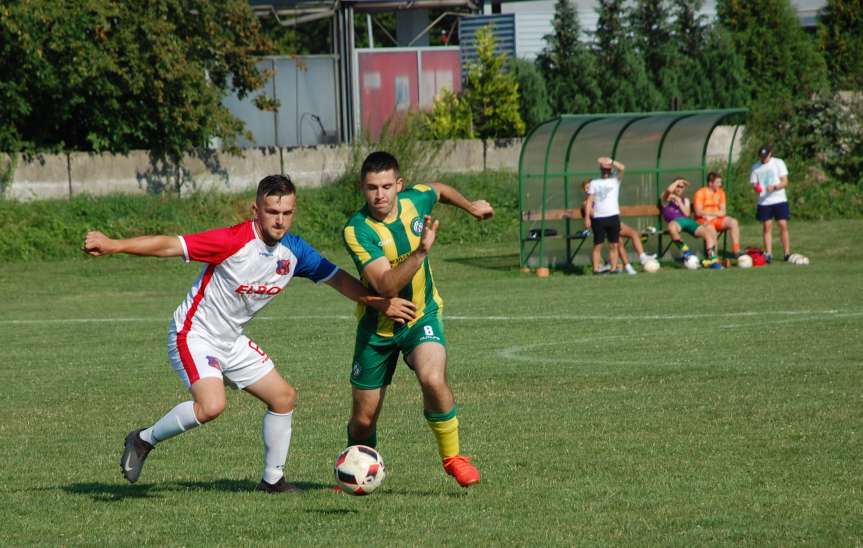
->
<box><xmin>256</xmin><ymin>174</ymin><xmax>295</xmax><ymax>202</ymax></box>
<box><xmin>361</xmin><ymin>151</ymin><xmax>400</xmax><ymax>183</ymax></box>
<box><xmin>707</xmin><ymin>171</ymin><xmax>722</xmax><ymax>184</ymax></box>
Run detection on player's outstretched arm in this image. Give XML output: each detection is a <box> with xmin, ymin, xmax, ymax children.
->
<box><xmin>361</xmin><ymin>215</ymin><xmax>439</xmax><ymax>298</ymax></box>
<box><xmin>430</xmin><ymin>182</ymin><xmax>494</xmax><ymax>221</ymax></box>
<box><xmin>325</xmin><ymin>270</ymin><xmax>416</xmax><ymax>324</ymax></box>
<box><xmin>82</xmin><ymin>231</ymin><xmax>183</xmax><ymax>257</ymax></box>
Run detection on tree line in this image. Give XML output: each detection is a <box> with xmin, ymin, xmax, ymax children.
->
<box><xmin>1</xmin><ymin>0</ymin><xmax>861</xmax><ymax>188</ymax></box>
<box><xmin>437</xmin><ymin>0</ymin><xmax>862</xmax><ymax>188</ymax></box>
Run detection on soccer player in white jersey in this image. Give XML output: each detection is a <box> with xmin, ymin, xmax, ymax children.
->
<box><xmin>82</xmin><ymin>175</ymin><xmax>415</xmax><ymax>493</ymax></box>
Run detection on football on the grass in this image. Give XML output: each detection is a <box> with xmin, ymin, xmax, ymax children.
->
<box><xmin>684</xmin><ymin>254</ymin><xmax>700</xmax><ymax>270</ymax></box>
<box><xmin>334</xmin><ymin>445</ymin><xmax>386</xmax><ymax>495</ymax></box>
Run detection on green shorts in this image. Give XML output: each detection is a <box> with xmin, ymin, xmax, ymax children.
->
<box><xmin>671</xmin><ymin>217</ymin><xmax>701</xmax><ymax>236</ymax></box>
<box><xmin>350</xmin><ymin>313</ymin><xmax>447</xmax><ymax>389</ymax></box>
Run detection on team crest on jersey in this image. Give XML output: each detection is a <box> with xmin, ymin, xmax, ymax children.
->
<box><xmin>410</xmin><ymin>216</ymin><xmax>424</xmax><ymax>236</ymax></box>
<box><xmin>206</xmin><ymin>356</ymin><xmax>222</xmax><ymax>371</ymax></box>
<box><xmin>276</xmin><ymin>259</ymin><xmax>291</xmax><ymax>275</ymax></box>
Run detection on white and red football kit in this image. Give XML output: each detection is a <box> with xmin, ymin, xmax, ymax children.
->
<box><xmin>166</xmin><ymin>220</ymin><xmax>337</xmax><ymax>389</ymax></box>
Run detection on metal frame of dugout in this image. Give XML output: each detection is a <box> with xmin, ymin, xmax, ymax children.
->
<box><xmin>518</xmin><ymin>109</ymin><xmax>748</xmax><ymax>270</ymax></box>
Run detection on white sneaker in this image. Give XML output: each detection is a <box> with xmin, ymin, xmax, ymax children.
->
<box><xmin>597</xmin><ymin>264</ymin><xmax>611</xmax><ymax>273</ymax></box>
<box><xmin>624</xmin><ymin>263</ymin><xmax>637</xmax><ymax>275</ymax></box>
<box><xmin>639</xmin><ymin>253</ymin><xmax>657</xmax><ymax>264</ymax></box>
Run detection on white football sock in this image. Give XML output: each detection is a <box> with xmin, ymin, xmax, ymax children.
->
<box><xmin>262</xmin><ymin>410</ymin><xmax>294</xmax><ymax>484</ymax></box>
<box><xmin>140</xmin><ymin>401</ymin><xmax>201</xmax><ymax>445</ymax></box>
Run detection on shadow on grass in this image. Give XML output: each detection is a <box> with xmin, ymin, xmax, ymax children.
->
<box><xmin>63</xmin><ymin>479</ymin><xmax>333</xmax><ymax>501</ymax></box>
<box><xmin>443</xmin><ymin>253</ymin><xmax>520</xmax><ymax>272</ymax></box>
<box><xmin>305</xmin><ymin>508</ymin><xmax>358</xmax><ymax>515</ymax></box>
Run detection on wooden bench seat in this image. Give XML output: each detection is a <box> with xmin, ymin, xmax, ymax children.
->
<box><xmin>522</xmin><ymin>205</ymin><xmax>672</xmax><ymax>266</ymax></box>
<box><xmin>521</xmin><ymin>205</ymin><xmax>663</xmax><ymax>221</ymax></box>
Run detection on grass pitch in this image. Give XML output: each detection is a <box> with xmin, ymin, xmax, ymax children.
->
<box><xmin>1</xmin><ymin>220</ymin><xmax>862</xmax><ymax>546</ymax></box>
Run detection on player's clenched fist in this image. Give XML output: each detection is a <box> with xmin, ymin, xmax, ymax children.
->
<box><xmin>469</xmin><ymin>200</ymin><xmax>494</xmax><ymax>221</ymax></box>
<box><xmin>419</xmin><ymin>215</ymin><xmax>439</xmax><ymax>254</ymax></box>
<box><xmin>82</xmin><ymin>230</ymin><xmax>116</xmax><ymax>256</ymax></box>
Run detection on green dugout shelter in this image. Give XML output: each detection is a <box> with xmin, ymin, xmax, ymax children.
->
<box><xmin>519</xmin><ymin>109</ymin><xmax>747</xmax><ymax>269</ymax></box>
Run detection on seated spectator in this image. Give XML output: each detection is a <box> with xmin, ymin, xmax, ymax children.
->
<box><xmin>693</xmin><ymin>172</ymin><xmax>741</xmax><ymax>258</ymax></box>
<box><xmin>661</xmin><ymin>178</ymin><xmax>722</xmax><ymax>269</ymax></box>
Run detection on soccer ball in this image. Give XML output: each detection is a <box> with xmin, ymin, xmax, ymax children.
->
<box><xmin>684</xmin><ymin>254</ymin><xmax>700</xmax><ymax>270</ymax></box>
<box><xmin>334</xmin><ymin>445</ymin><xmax>386</xmax><ymax>495</ymax></box>
<box><xmin>643</xmin><ymin>259</ymin><xmax>660</xmax><ymax>273</ymax></box>
<box><xmin>737</xmin><ymin>254</ymin><xmax>753</xmax><ymax>269</ymax></box>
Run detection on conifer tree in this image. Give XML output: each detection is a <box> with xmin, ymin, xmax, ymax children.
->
<box><xmin>463</xmin><ymin>26</ymin><xmax>525</xmax><ymax>138</ymax></box>
<box><xmin>671</xmin><ymin>0</ymin><xmax>709</xmax><ymax>108</ymax></box>
<box><xmin>698</xmin><ymin>25</ymin><xmax>750</xmax><ymax>108</ymax></box>
<box><xmin>593</xmin><ymin>0</ymin><xmax>663</xmax><ymax>112</ymax></box>
<box><xmin>630</xmin><ymin>0</ymin><xmax>680</xmax><ymax>108</ymax></box>
<box><xmin>511</xmin><ymin>59</ymin><xmax>552</xmax><ymax>130</ymax></box>
<box><xmin>536</xmin><ymin>0</ymin><xmax>601</xmax><ymax>114</ymax></box>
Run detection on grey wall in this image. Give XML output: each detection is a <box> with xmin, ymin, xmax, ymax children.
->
<box><xmin>4</xmin><ymin>129</ymin><xmax>741</xmax><ymax>201</ymax></box>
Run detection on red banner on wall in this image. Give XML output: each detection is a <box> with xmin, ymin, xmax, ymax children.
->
<box><xmin>356</xmin><ymin>48</ymin><xmax>461</xmax><ymax>140</ymax></box>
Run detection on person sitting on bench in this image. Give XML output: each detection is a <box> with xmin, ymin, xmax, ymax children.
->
<box><xmin>661</xmin><ymin>178</ymin><xmax>722</xmax><ymax>269</ymax></box>
<box><xmin>693</xmin><ymin>171</ymin><xmax>742</xmax><ymax>259</ymax></box>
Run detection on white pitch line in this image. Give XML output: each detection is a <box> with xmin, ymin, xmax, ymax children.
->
<box><xmin>1</xmin><ymin>309</ymin><xmax>859</xmax><ymax>326</ymax></box>
<box><xmin>497</xmin><ymin>313</ymin><xmax>863</xmax><ymax>365</ymax></box>
<box><xmin>718</xmin><ymin>311</ymin><xmax>863</xmax><ymax>329</ymax></box>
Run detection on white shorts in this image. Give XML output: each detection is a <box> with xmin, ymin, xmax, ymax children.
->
<box><xmin>167</xmin><ymin>322</ymin><xmax>274</xmax><ymax>390</ymax></box>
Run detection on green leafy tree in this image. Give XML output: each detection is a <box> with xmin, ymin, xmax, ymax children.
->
<box><xmin>510</xmin><ymin>58</ymin><xmax>552</xmax><ymax>130</ymax></box>
<box><xmin>717</xmin><ymin>0</ymin><xmax>828</xmax><ymax>102</ymax></box>
<box><xmin>536</xmin><ymin>0</ymin><xmax>601</xmax><ymax>114</ymax></box>
<box><xmin>259</xmin><ymin>15</ymin><xmax>331</xmax><ymax>54</ymax></box>
<box><xmin>462</xmin><ymin>26</ymin><xmax>525</xmax><ymax>139</ymax></box>
<box><xmin>0</xmin><ymin>0</ymin><xmax>272</xmax><ymax>169</ymax></box>
<box><xmin>630</xmin><ymin>0</ymin><xmax>680</xmax><ymax>107</ymax></box>
<box><xmin>594</xmin><ymin>0</ymin><xmax>663</xmax><ymax>112</ymax></box>
<box><xmin>818</xmin><ymin>0</ymin><xmax>863</xmax><ymax>90</ymax></box>
<box><xmin>423</xmin><ymin>88</ymin><xmax>474</xmax><ymax>139</ymax></box>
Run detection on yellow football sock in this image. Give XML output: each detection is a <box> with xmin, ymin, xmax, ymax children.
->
<box><xmin>425</xmin><ymin>408</ymin><xmax>460</xmax><ymax>459</ymax></box>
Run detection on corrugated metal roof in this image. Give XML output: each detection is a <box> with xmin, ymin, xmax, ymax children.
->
<box><xmin>459</xmin><ymin>14</ymin><xmax>517</xmax><ymax>68</ymax></box>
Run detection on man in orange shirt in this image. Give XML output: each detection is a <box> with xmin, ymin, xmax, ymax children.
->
<box><xmin>693</xmin><ymin>171</ymin><xmax>741</xmax><ymax>258</ymax></box>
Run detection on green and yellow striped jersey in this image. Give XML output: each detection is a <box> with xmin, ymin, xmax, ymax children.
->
<box><xmin>343</xmin><ymin>184</ymin><xmax>443</xmax><ymax>337</ymax></box>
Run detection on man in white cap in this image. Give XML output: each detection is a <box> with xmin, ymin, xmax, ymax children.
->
<box><xmin>750</xmin><ymin>144</ymin><xmax>792</xmax><ymax>263</ymax></box>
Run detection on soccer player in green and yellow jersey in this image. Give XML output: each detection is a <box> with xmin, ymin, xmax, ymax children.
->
<box><xmin>342</xmin><ymin>151</ymin><xmax>493</xmax><ymax>487</ymax></box>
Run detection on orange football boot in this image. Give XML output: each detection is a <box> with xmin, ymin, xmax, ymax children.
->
<box><xmin>443</xmin><ymin>455</ymin><xmax>480</xmax><ymax>487</ymax></box>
